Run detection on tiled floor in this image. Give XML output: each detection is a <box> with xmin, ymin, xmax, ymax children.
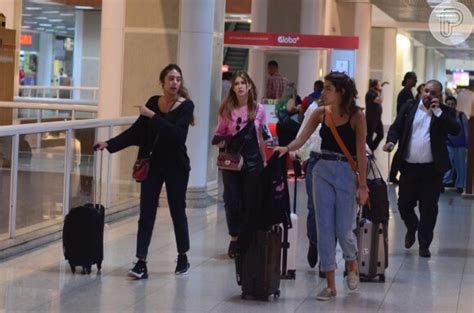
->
<box><xmin>0</xmin><ymin>151</ymin><xmax>473</xmax><ymax>313</ymax></box>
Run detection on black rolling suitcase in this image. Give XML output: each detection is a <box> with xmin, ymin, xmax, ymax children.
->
<box><xmin>236</xmin><ymin>227</ymin><xmax>282</xmax><ymax>300</ymax></box>
<box><xmin>63</xmin><ymin>150</ymin><xmax>105</xmax><ymax>274</ymax></box>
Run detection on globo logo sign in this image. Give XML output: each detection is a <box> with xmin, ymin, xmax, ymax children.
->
<box><xmin>277</xmin><ymin>36</ymin><xmax>300</xmax><ymax>44</ymax></box>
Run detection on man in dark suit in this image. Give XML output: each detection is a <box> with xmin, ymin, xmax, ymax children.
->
<box><xmin>383</xmin><ymin>80</ymin><xmax>460</xmax><ymax>258</ymax></box>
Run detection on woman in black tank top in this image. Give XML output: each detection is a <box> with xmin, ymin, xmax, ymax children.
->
<box><xmin>275</xmin><ymin>72</ymin><xmax>368</xmax><ymax>301</ymax></box>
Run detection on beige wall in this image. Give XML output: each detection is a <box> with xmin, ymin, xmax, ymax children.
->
<box><xmin>121</xmin><ymin>0</ymin><xmax>179</xmax><ymax>116</ymax></box>
<box><xmin>370</xmin><ymin>27</ymin><xmax>384</xmax><ymax>81</ymax></box>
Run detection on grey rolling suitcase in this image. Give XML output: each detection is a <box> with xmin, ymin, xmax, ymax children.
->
<box><xmin>356</xmin><ymin>219</ymin><xmax>388</xmax><ymax>282</ymax></box>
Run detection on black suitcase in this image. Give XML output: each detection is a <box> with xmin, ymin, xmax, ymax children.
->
<box><xmin>63</xmin><ymin>150</ymin><xmax>105</xmax><ymax>274</ymax></box>
<box><xmin>236</xmin><ymin>227</ymin><xmax>282</xmax><ymax>300</ymax></box>
<box><xmin>356</xmin><ymin>218</ymin><xmax>388</xmax><ymax>282</ymax></box>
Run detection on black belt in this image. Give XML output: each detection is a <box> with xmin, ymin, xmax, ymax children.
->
<box><xmin>320</xmin><ymin>154</ymin><xmax>355</xmax><ymax>162</ymax></box>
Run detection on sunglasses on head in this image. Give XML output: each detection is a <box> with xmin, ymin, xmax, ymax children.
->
<box><xmin>236</xmin><ymin>117</ymin><xmax>242</xmax><ymax>131</ymax></box>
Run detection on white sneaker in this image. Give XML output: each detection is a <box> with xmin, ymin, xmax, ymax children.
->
<box><xmin>346</xmin><ymin>271</ymin><xmax>360</xmax><ymax>290</ymax></box>
<box><xmin>316</xmin><ymin>287</ymin><xmax>336</xmax><ymax>301</ymax></box>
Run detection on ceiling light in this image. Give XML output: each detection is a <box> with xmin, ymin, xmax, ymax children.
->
<box><xmin>22</xmin><ymin>14</ymin><xmax>32</xmax><ymax>17</ymax></box>
<box><xmin>24</xmin><ymin>21</ymin><xmax>38</xmax><ymax>24</ymax></box>
<box><xmin>44</xmin><ymin>11</ymin><xmax>59</xmax><ymax>14</ymax></box>
<box><xmin>25</xmin><ymin>7</ymin><xmax>42</xmax><ymax>11</ymax></box>
<box><xmin>35</xmin><ymin>17</ymin><xmax>48</xmax><ymax>20</ymax></box>
<box><xmin>37</xmin><ymin>28</ymin><xmax>45</xmax><ymax>31</ymax></box>
<box><xmin>39</xmin><ymin>23</ymin><xmax>52</xmax><ymax>27</ymax></box>
<box><xmin>75</xmin><ymin>6</ymin><xmax>94</xmax><ymax>10</ymax></box>
<box><xmin>21</xmin><ymin>25</ymin><xmax>31</xmax><ymax>29</ymax></box>
<box><xmin>49</xmin><ymin>19</ymin><xmax>63</xmax><ymax>23</ymax></box>
<box><xmin>60</xmin><ymin>13</ymin><xmax>75</xmax><ymax>17</ymax></box>
<box><xmin>67</xmin><ymin>27</ymin><xmax>75</xmax><ymax>31</ymax></box>
<box><xmin>55</xmin><ymin>25</ymin><xmax>66</xmax><ymax>29</ymax></box>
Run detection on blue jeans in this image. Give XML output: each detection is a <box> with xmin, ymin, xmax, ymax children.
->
<box><xmin>443</xmin><ymin>146</ymin><xmax>467</xmax><ymax>189</ymax></box>
<box><xmin>313</xmin><ymin>158</ymin><xmax>358</xmax><ymax>272</ymax></box>
<box><xmin>306</xmin><ymin>152</ymin><xmax>320</xmax><ymax>246</ymax></box>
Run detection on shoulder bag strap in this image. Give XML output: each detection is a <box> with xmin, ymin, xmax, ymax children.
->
<box><xmin>324</xmin><ymin>106</ymin><xmax>358</xmax><ymax>175</ymax></box>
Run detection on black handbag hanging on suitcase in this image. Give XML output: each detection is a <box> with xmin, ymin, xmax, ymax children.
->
<box><xmin>63</xmin><ymin>149</ymin><xmax>105</xmax><ymax>274</ymax></box>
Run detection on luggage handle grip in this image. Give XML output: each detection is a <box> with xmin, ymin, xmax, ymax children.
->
<box><xmin>93</xmin><ymin>150</ymin><xmax>103</xmax><ymax>207</ymax></box>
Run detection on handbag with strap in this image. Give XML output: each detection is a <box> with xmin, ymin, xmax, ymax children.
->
<box><xmin>324</xmin><ymin>106</ymin><xmax>370</xmax><ymax>207</ymax></box>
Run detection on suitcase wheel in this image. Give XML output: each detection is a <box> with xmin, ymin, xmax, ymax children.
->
<box><xmin>81</xmin><ymin>266</ymin><xmax>92</xmax><ymax>275</ymax></box>
<box><xmin>69</xmin><ymin>264</ymin><xmax>76</xmax><ymax>274</ymax></box>
<box><xmin>97</xmin><ymin>262</ymin><xmax>102</xmax><ymax>273</ymax></box>
<box><xmin>379</xmin><ymin>274</ymin><xmax>385</xmax><ymax>282</ymax></box>
<box><xmin>273</xmin><ymin>290</ymin><xmax>280</xmax><ymax>299</ymax></box>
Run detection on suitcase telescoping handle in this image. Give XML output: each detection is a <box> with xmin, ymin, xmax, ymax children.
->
<box><xmin>92</xmin><ymin>148</ymin><xmax>103</xmax><ymax>206</ymax></box>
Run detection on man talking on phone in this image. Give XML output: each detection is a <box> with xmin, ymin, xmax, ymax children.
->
<box><xmin>383</xmin><ymin>80</ymin><xmax>460</xmax><ymax>258</ymax></box>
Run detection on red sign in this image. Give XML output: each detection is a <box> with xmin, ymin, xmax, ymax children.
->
<box><xmin>20</xmin><ymin>34</ymin><xmax>32</xmax><ymax>46</ymax></box>
<box><xmin>224</xmin><ymin>32</ymin><xmax>358</xmax><ymax>50</ymax></box>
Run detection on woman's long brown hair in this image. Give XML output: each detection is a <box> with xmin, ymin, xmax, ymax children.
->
<box><xmin>324</xmin><ymin>71</ymin><xmax>359</xmax><ymax>117</ymax></box>
<box><xmin>219</xmin><ymin>71</ymin><xmax>258</xmax><ymax>121</ymax></box>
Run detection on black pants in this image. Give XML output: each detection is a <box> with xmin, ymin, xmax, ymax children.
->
<box><xmin>222</xmin><ymin>169</ymin><xmax>261</xmax><ymax>238</ymax></box>
<box><xmin>136</xmin><ymin>167</ymin><xmax>190</xmax><ymax>258</ymax></box>
<box><xmin>366</xmin><ymin>119</ymin><xmax>384</xmax><ymax>151</ymax></box>
<box><xmin>398</xmin><ymin>162</ymin><xmax>442</xmax><ymax>249</ymax></box>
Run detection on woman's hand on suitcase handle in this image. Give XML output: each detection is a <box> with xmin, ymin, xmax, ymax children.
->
<box><xmin>274</xmin><ymin>146</ymin><xmax>289</xmax><ymax>158</ymax></box>
<box><xmin>93</xmin><ymin>142</ymin><xmax>108</xmax><ymax>151</ymax></box>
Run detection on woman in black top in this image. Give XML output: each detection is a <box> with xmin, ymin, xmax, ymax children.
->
<box><xmin>275</xmin><ymin>71</ymin><xmax>368</xmax><ymax>301</ymax></box>
<box><xmin>94</xmin><ymin>64</ymin><xmax>195</xmax><ymax>279</ymax></box>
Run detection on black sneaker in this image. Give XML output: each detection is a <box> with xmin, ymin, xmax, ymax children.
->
<box><xmin>127</xmin><ymin>259</ymin><xmax>148</xmax><ymax>280</ymax></box>
<box><xmin>175</xmin><ymin>254</ymin><xmax>190</xmax><ymax>275</ymax></box>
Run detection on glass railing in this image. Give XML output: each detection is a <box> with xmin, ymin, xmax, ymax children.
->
<box><xmin>0</xmin><ymin>116</ymin><xmax>137</xmax><ymax>244</ymax></box>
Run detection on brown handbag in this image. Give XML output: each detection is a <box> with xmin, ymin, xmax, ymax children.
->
<box><xmin>216</xmin><ymin>151</ymin><xmax>244</xmax><ymax>171</ymax></box>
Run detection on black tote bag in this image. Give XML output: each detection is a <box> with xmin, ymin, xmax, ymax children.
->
<box><xmin>362</xmin><ymin>156</ymin><xmax>390</xmax><ymax>222</ymax></box>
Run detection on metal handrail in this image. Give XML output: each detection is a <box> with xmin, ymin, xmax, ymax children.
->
<box><xmin>14</xmin><ymin>97</ymin><xmax>98</xmax><ymax>105</ymax></box>
<box><xmin>0</xmin><ymin>116</ymin><xmax>137</xmax><ymax>239</ymax></box>
<box><xmin>0</xmin><ymin>116</ymin><xmax>136</xmax><ymax>136</ymax></box>
<box><xmin>0</xmin><ymin>101</ymin><xmax>98</xmax><ymax>112</ymax></box>
<box><xmin>18</xmin><ymin>85</ymin><xmax>99</xmax><ymax>100</ymax></box>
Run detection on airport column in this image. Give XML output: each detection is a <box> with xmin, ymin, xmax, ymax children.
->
<box><xmin>298</xmin><ymin>0</ymin><xmax>323</xmax><ymax>96</ymax></box>
<box><xmin>382</xmin><ymin>28</ymin><xmax>396</xmax><ymax>125</ymax></box>
<box><xmin>248</xmin><ymin>0</ymin><xmax>268</xmax><ymax>99</ymax></box>
<box><xmin>72</xmin><ymin>10</ymin><xmax>101</xmax><ymax>100</ymax></box>
<box><xmin>414</xmin><ymin>46</ymin><xmax>426</xmax><ymax>87</ymax></box>
<box><xmin>425</xmin><ymin>48</ymin><xmax>435</xmax><ymax>81</ymax></box>
<box><xmin>0</xmin><ymin>0</ymin><xmax>21</xmax><ymax>97</ymax></box>
<box><xmin>353</xmin><ymin>1</ymin><xmax>371</xmax><ymax>102</ymax></box>
<box><xmin>178</xmin><ymin>0</ymin><xmax>225</xmax><ymax>206</ymax></box>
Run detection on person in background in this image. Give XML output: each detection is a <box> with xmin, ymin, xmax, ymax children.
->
<box><xmin>291</xmin><ymin>96</ymin><xmax>324</xmax><ymax>273</ymax></box>
<box><xmin>94</xmin><ymin>64</ymin><xmax>195</xmax><ymax>279</ymax></box>
<box><xmin>396</xmin><ymin>72</ymin><xmax>417</xmax><ymax>114</ymax></box>
<box><xmin>443</xmin><ymin>96</ymin><xmax>469</xmax><ymax>194</ymax></box>
<box><xmin>275</xmin><ymin>83</ymin><xmax>302</xmax><ymax>174</ymax></box>
<box><xmin>212</xmin><ymin>71</ymin><xmax>267</xmax><ymax>259</ymax></box>
<box><xmin>365</xmin><ymin>79</ymin><xmax>384</xmax><ymax>152</ymax></box>
<box><xmin>275</xmin><ymin>71</ymin><xmax>368</xmax><ymax>301</ymax></box>
<box><xmin>221</xmin><ymin>71</ymin><xmax>232</xmax><ymax>102</ymax></box>
<box><xmin>300</xmin><ymin>80</ymin><xmax>324</xmax><ymax>119</ymax></box>
<box><xmin>390</xmin><ymin>72</ymin><xmax>417</xmax><ymax>183</ymax></box>
<box><xmin>383</xmin><ymin>80</ymin><xmax>459</xmax><ymax>258</ymax></box>
<box><xmin>265</xmin><ymin>60</ymin><xmax>288</xmax><ymax>99</ymax></box>
<box><xmin>415</xmin><ymin>83</ymin><xmax>425</xmax><ymax>102</ymax></box>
